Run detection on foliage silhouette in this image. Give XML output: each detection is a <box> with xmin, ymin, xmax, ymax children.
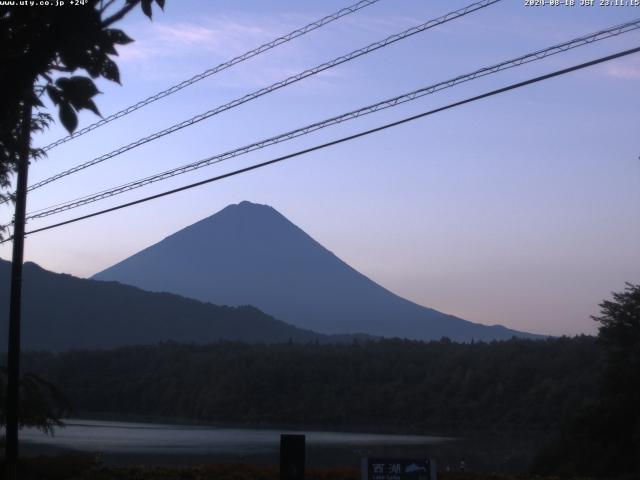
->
<box><xmin>0</xmin><ymin>0</ymin><xmax>165</xmax><ymax>223</ymax></box>
<box><xmin>533</xmin><ymin>283</ymin><xmax>640</xmax><ymax>478</ymax></box>
<box><xmin>0</xmin><ymin>366</ymin><xmax>70</xmax><ymax>435</ymax></box>
<box><xmin>0</xmin><ymin>0</ymin><xmax>167</xmax><ymax>444</ymax></box>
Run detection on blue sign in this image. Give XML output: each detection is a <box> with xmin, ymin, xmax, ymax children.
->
<box><xmin>362</xmin><ymin>458</ymin><xmax>436</xmax><ymax>480</ymax></box>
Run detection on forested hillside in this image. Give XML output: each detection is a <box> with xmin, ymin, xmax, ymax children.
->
<box><xmin>0</xmin><ymin>260</ymin><xmax>333</xmax><ymax>350</ymax></box>
<box><xmin>22</xmin><ymin>336</ymin><xmax>598</xmax><ymax>432</ymax></box>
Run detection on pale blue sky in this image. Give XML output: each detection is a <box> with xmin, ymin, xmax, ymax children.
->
<box><xmin>2</xmin><ymin>0</ymin><xmax>639</xmax><ymax>336</ymax></box>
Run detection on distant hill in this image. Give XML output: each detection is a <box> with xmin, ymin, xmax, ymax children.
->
<box><xmin>93</xmin><ymin>201</ymin><xmax>541</xmax><ymax>341</ymax></box>
<box><xmin>0</xmin><ymin>259</ymin><xmax>334</xmax><ymax>351</ymax></box>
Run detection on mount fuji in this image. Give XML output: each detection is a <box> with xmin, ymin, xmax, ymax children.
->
<box><xmin>93</xmin><ymin>201</ymin><xmax>540</xmax><ymax>341</ymax></box>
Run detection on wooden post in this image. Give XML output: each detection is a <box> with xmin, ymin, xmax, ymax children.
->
<box><xmin>280</xmin><ymin>434</ymin><xmax>305</xmax><ymax>480</ymax></box>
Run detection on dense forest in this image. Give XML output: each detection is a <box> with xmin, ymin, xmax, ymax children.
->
<box><xmin>6</xmin><ymin>282</ymin><xmax>638</xmax><ymax>477</ymax></box>
<box><xmin>21</xmin><ymin>336</ymin><xmax>599</xmax><ymax>433</ymax></box>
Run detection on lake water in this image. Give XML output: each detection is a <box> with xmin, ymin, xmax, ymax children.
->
<box><xmin>20</xmin><ymin>419</ymin><xmax>449</xmax><ymax>464</ymax></box>
<box><xmin>19</xmin><ymin>419</ymin><xmax>542</xmax><ymax>472</ymax></box>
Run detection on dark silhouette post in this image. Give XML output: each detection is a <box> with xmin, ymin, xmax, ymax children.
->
<box><xmin>6</xmin><ymin>97</ymin><xmax>33</xmax><ymax>480</ymax></box>
<box><xmin>280</xmin><ymin>434</ymin><xmax>305</xmax><ymax>480</ymax></box>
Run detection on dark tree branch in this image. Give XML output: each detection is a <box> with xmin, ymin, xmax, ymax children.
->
<box><xmin>102</xmin><ymin>1</ymin><xmax>139</xmax><ymax>27</ymax></box>
<box><xmin>100</xmin><ymin>0</ymin><xmax>119</xmax><ymax>14</ymax></box>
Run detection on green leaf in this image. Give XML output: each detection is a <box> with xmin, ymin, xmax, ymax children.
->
<box><xmin>58</xmin><ymin>48</ymin><xmax>82</xmax><ymax>72</ymax></box>
<box><xmin>59</xmin><ymin>102</ymin><xmax>78</xmax><ymax>133</ymax></box>
<box><xmin>67</xmin><ymin>76</ymin><xmax>100</xmax><ymax>99</ymax></box>
<box><xmin>103</xmin><ymin>42</ymin><xmax>118</xmax><ymax>56</ymax></box>
<box><xmin>31</xmin><ymin>92</ymin><xmax>44</xmax><ymax>108</ymax></box>
<box><xmin>86</xmin><ymin>63</ymin><xmax>101</xmax><ymax>79</ymax></box>
<box><xmin>101</xmin><ymin>57</ymin><xmax>121</xmax><ymax>84</ymax></box>
<box><xmin>55</xmin><ymin>76</ymin><xmax>101</xmax><ymax>113</ymax></box>
<box><xmin>55</xmin><ymin>77</ymin><xmax>71</xmax><ymax>89</ymax></box>
<box><xmin>46</xmin><ymin>86</ymin><xmax>62</xmax><ymax>105</ymax></box>
<box><xmin>83</xmin><ymin>99</ymin><xmax>101</xmax><ymax>117</ymax></box>
<box><xmin>141</xmin><ymin>0</ymin><xmax>153</xmax><ymax>18</ymax></box>
<box><xmin>105</xmin><ymin>28</ymin><xmax>134</xmax><ymax>45</ymax></box>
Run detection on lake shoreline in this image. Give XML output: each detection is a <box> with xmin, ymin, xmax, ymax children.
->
<box><xmin>67</xmin><ymin>411</ymin><xmax>552</xmax><ymax>438</ymax></box>
<box><xmin>19</xmin><ymin>418</ymin><xmax>549</xmax><ymax>473</ymax></box>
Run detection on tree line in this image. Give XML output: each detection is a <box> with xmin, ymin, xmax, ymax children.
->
<box><xmin>5</xmin><ymin>283</ymin><xmax>638</xmax><ymax>477</ymax></box>
<box><xmin>20</xmin><ymin>336</ymin><xmax>599</xmax><ymax>433</ymax></box>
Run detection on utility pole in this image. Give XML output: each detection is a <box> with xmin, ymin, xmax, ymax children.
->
<box><xmin>5</xmin><ymin>96</ymin><xmax>33</xmax><ymax>480</ymax></box>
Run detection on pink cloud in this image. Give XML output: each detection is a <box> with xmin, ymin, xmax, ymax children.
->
<box><xmin>604</xmin><ymin>57</ymin><xmax>640</xmax><ymax>80</ymax></box>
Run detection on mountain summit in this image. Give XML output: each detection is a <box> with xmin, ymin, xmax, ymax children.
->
<box><xmin>93</xmin><ymin>201</ymin><xmax>539</xmax><ymax>341</ymax></box>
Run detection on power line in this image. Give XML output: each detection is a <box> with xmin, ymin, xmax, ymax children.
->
<box><xmin>40</xmin><ymin>0</ymin><xmax>382</xmax><ymax>152</ymax></box>
<box><xmin>25</xmin><ymin>0</ymin><xmax>501</xmax><ymax>193</ymax></box>
<box><xmin>5</xmin><ymin>45</ymin><xmax>637</xmax><ymax>243</ymax></box>
<box><xmin>24</xmin><ymin>18</ymin><xmax>640</xmax><ymax>221</ymax></box>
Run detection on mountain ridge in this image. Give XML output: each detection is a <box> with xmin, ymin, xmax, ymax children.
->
<box><xmin>0</xmin><ymin>258</ymin><xmax>359</xmax><ymax>351</ymax></box>
<box><xmin>93</xmin><ymin>201</ymin><xmax>542</xmax><ymax>341</ymax></box>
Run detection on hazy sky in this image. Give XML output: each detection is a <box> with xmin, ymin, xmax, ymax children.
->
<box><xmin>2</xmin><ymin>0</ymin><xmax>639</xmax><ymax>336</ymax></box>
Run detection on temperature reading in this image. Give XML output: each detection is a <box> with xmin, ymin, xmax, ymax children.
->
<box><xmin>525</xmin><ymin>0</ymin><xmax>640</xmax><ymax>5</ymax></box>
